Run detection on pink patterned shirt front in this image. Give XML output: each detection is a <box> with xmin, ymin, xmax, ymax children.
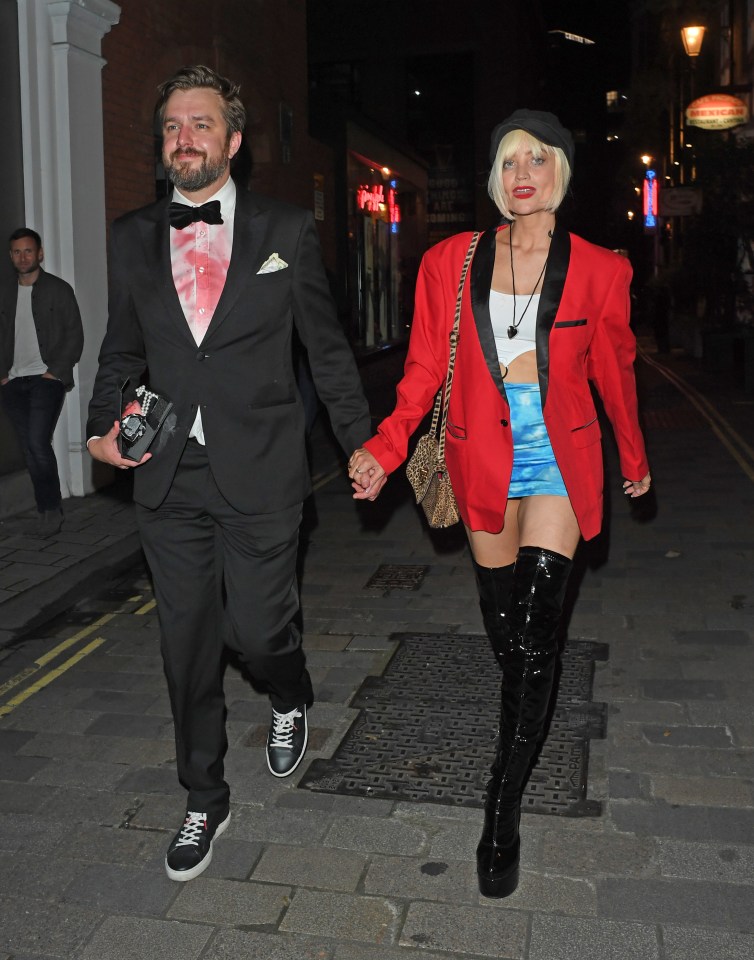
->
<box><xmin>170</xmin><ymin>178</ymin><xmax>236</xmax><ymax>345</ymax></box>
<box><xmin>170</xmin><ymin>177</ymin><xmax>236</xmax><ymax>442</ymax></box>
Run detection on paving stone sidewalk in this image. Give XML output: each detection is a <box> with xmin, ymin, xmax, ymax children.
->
<box><xmin>0</xmin><ymin>475</ymin><xmax>141</xmax><ymax>648</ymax></box>
<box><xmin>0</xmin><ymin>345</ymin><xmax>752</xmax><ymax>960</ymax></box>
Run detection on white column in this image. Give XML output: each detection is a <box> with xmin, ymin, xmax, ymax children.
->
<box><xmin>16</xmin><ymin>0</ymin><xmax>120</xmax><ymax>497</ymax></box>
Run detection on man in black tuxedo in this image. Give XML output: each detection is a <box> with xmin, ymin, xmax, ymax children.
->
<box><xmin>87</xmin><ymin>65</ymin><xmax>370</xmax><ymax>881</ymax></box>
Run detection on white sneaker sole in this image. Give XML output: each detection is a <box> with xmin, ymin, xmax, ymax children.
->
<box><xmin>164</xmin><ymin>811</ymin><xmax>231</xmax><ymax>882</ymax></box>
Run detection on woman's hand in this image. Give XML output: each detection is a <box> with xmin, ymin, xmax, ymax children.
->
<box><xmin>348</xmin><ymin>447</ymin><xmax>388</xmax><ymax>501</ymax></box>
<box><xmin>623</xmin><ymin>472</ymin><xmax>651</xmax><ymax>498</ymax></box>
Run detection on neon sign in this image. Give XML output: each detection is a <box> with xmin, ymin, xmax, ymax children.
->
<box><xmin>643</xmin><ymin>169</ymin><xmax>658</xmax><ymax>229</ymax></box>
<box><xmin>357</xmin><ymin>183</ymin><xmax>401</xmax><ymax>227</ymax></box>
<box><xmin>387</xmin><ymin>188</ymin><xmax>400</xmax><ymax>226</ymax></box>
<box><xmin>357</xmin><ymin>184</ymin><xmax>384</xmax><ymax>212</ymax></box>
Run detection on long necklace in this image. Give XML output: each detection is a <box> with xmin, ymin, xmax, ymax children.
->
<box><xmin>507</xmin><ymin>224</ymin><xmax>550</xmax><ymax>339</ymax></box>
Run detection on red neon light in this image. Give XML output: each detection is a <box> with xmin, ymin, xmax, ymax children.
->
<box><xmin>643</xmin><ymin>175</ymin><xmax>658</xmax><ymax>217</ymax></box>
<box><xmin>357</xmin><ymin>184</ymin><xmax>384</xmax><ymax>212</ymax></box>
<box><xmin>356</xmin><ymin>183</ymin><xmax>401</xmax><ymax>223</ymax></box>
<box><xmin>387</xmin><ymin>188</ymin><xmax>401</xmax><ymax>224</ymax></box>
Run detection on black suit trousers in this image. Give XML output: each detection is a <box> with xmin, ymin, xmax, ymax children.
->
<box><xmin>136</xmin><ymin>439</ymin><xmax>313</xmax><ymax>815</ymax></box>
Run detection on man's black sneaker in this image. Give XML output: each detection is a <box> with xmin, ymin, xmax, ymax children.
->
<box><xmin>164</xmin><ymin>809</ymin><xmax>230</xmax><ymax>881</ymax></box>
<box><xmin>266</xmin><ymin>704</ymin><xmax>308</xmax><ymax>777</ymax></box>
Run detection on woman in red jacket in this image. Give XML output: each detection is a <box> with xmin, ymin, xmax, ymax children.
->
<box><xmin>348</xmin><ymin>110</ymin><xmax>651</xmax><ymax>899</ymax></box>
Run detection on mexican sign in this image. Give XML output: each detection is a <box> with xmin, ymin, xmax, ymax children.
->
<box><xmin>686</xmin><ymin>93</ymin><xmax>748</xmax><ymax>130</ymax></box>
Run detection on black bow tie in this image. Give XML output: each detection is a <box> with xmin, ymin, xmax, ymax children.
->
<box><xmin>168</xmin><ymin>200</ymin><xmax>223</xmax><ymax>229</ymax></box>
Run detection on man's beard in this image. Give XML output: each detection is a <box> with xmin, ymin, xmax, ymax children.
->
<box><xmin>165</xmin><ymin>149</ymin><xmax>229</xmax><ymax>192</ymax></box>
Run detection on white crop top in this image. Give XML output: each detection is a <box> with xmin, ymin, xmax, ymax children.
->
<box><xmin>490</xmin><ymin>290</ymin><xmax>540</xmax><ymax>367</ymax></box>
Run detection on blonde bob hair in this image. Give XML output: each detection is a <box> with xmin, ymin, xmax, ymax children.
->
<box><xmin>487</xmin><ymin>129</ymin><xmax>571</xmax><ymax>220</ymax></box>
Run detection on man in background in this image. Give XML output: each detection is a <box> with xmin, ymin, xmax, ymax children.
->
<box><xmin>0</xmin><ymin>229</ymin><xmax>83</xmax><ymax>536</ymax></box>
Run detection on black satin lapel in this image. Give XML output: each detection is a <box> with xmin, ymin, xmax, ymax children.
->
<box><xmin>471</xmin><ymin>227</ymin><xmax>507</xmax><ymax>400</ymax></box>
<box><xmin>536</xmin><ymin>223</ymin><xmax>571</xmax><ymax>409</ymax></box>
<box><xmin>139</xmin><ymin>209</ymin><xmax>194</xmax><ymax>341</ymax></box>
<box><xmin>205</xmin><ymin>191</ymin><xmax>268</xmax><ymax>337</ymax></box>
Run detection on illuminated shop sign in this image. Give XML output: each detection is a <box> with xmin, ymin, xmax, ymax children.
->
<box><xmin>357</xmin><ymin>184</ymin><xmax>384</xmax><ymax>212</ymax></box>
<box><xmin>686</xmin><ymin>93</ymin><xmax>748</xmax><ymax>130</ymax></box>
<box><xmin>643</xmin><ymin>169</ymin><xmax>658</xmax><ymax>230</ymax></box>
<box><xmin>356</xmin><ymin>183</ymin><xmax>401</xmax><ymax>228</ymax></box>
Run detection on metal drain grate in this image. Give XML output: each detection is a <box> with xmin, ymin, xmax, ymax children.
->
<box><xmin>299</xmin><ymin>633</ymin><xmax>607</xmax><ymax>816</ymax></box>
<box><xmin>365</xmin><ymin>564</ymin><xmax>428</xmax><ymax>590</ymax></box>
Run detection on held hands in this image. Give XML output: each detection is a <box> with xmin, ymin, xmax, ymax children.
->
<box><xmin>348</xmin><ymin>447</ymin><xmax>387</xmax><ymax>501</ymax></box>
<box><xmin>623</xmin><ymin>472</ymin><xmax>652</xmax><ymax>498</ymax></box>
<box><xmin>87</xmin><ymin>401</ymin><xmax>152</xmax><ymax>470</ymax></box>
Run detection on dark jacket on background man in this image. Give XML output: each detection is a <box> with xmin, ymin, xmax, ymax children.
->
<box><xmin>0</xmin><ymin>268</ymin><xmax>84</xmax><ymax>388</ymax></box>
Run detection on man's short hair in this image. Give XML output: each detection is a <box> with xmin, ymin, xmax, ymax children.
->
<box><xmin>156</xmin><ymin>65</ymin><xmax>246</xmax><ymax>137</ymax></box>
<box><xmin>9</xmin><ymin>227</ymin><xmax>42</xmax><ymax>250</ymax></box>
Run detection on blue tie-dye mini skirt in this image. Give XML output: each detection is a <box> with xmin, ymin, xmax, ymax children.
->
<box><xmin>506</xmin><ymin>382</ymin><xmax>568</xmax><ymax>498</ymax></box>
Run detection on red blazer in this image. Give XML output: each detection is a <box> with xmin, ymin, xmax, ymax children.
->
<box><xmin>365</xmin><ymin>224</ymin><xmax>649</xmax><ymax>540</ymax></box>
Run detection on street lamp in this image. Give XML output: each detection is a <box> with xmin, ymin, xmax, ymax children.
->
<box><xmin>680</xmin><ymin>25</ymin><xmax>706</xmax><ymax>58</ymax></box>
<box><xmin>679</xmin><ymin>24</ymin><xmax>705</xmax><ymax>184</ymax></box>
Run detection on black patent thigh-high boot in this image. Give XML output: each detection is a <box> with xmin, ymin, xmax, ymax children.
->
<box><xmin>476</xmin><ymin>547</ymin><xmax>573</xmax><ymax>898</ymax></box>
<box><xmin>472</xmin><ymin>560</ymin><xmax>515</xmax><ymax>669</ymax></box>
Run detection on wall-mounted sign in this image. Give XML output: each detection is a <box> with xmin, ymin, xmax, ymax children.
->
<box><xmin>643</xmin><ymin>169</ymin><xmax>658</xmax><ymax>231</ymax></box>
<box><xmin>659</xmin><ymin>186</ymin><xmax>703</xmax><ymax>217</ymax></box>
<box><xmin>686</xmin><ymin>93</ymin><xmax>748</xmax><ymax>130</ymax></box>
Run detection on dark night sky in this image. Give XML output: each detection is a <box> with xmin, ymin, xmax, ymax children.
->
<box><xmin>543</xmin><ymin>0</ymin><xmax>632</xmax><ymax>88</ymax></box>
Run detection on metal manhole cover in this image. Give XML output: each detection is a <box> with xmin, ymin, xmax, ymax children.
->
<box><xmin>365</xmin><ymin>564</ymin><xmax>428</xmax><ymax>590</ymax></box>
<box><xmin>299</xmin><ymin>633</ymin><xmax>606</xmax><ymax>816</ymax></box>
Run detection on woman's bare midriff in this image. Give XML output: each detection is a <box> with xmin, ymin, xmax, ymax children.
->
<box><xmin>501</xmin><ymin>349</ymin><xmax>538</xmax><ymax>383</ymax></box>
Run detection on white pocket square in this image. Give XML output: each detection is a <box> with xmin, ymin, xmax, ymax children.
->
<box><xmin>257</xmin><ymin>253</ymin><xmax>288</xmax><ymax>274</ymax></box>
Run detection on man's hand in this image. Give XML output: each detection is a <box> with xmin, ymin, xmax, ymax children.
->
<box><xmin>88</xmin><ymin>402</ymin><xmax>152</xmax><ymax>470</ymax></box>
<box><xmin>348</xmin><ymin>447</ymin><xmax>387</xmax><ymax>501</ymax></box>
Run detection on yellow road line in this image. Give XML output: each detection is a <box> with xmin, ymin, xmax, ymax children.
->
<box><xmin>0</xmin><ymin>664</ymin><xmax>38</xmax><ymax>699</ymax></box>
<box><xmin>639</xmin><ymin>348</ymin><xmax>754</xmax><ymax>483</ymax></box>
<box><xmin>134</xmin><ymin>599</ymin><xmax>156</xmax><ymax>615</ymax></box>
<box><xmin>0</xmin><ymin>612</ymin><xmax>117</xmax><ymax>698</ymax></box>
<box><xmin>0</xmin><ymin>637</ymin><xmax>107</xmax><ymax>717</ymax></box>
<box><xmin>36</xmin><ymin>613</ymin><xmax>117</xmax><ymax>667</ymax></box>
<box><xmin>0</xmin><ymin>595</ymin><xmax>142</xmax><ymax>704</ymax></box>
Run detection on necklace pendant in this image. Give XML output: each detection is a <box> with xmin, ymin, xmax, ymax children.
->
<box><xmin>507</xmin><ymin>326</ymin><xmax>518</xmax><ymax>340</ymax></box>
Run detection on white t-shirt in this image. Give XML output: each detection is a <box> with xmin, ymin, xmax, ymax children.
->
<box><xmin>9</xmin><ymin>285</ymin><xmax>47</xmax><ymax>378</ymax></box>
<box><xmin>490</xmin><ymin>290</ymin><xmax>540</xmax><ymax>368</ymax></box>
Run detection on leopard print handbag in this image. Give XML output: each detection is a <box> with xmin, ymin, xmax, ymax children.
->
<box><xmin>405</xmin><ymin>232</ymin><xmax>480</xmax><ymax>528</ymax></box>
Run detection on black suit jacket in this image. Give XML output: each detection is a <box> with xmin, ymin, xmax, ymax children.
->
<box><xmin>87</xmin><ymin>186</ymin><xmax>371</xmax><ymax>512</ymax></box>
<box><xmin>0</xmin><ymin>269</ymin><xmax>83</xmax><ymax>388</ymax></box>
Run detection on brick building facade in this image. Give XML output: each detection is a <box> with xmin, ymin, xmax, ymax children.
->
<box><xmin>101</xmin><ymin>0</ymin><xmax>338</xmax><ymax>267</ymax></box>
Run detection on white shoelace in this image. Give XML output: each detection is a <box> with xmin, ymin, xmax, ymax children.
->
<box><xmin>174</xmin><ymin>811</ymin><xmax>207</xmax><ymax>848</ymax></box>
<box><xmin>269</xmin><ymin>707</ymin><xmax>302</xmax><ymax>749</ymax></box>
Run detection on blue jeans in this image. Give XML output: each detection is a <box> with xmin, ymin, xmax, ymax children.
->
<box><xmin>1</xmin><ymin>375</ymin><xmax>66</xmax><ymax>512</ymax></box>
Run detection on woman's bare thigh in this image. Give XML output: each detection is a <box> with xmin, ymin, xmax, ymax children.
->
<box><xmin>466</xmin><ymin>495</ymin><xmax>581</xmax><ymax>567</ymax></box>
<box><xmin>465</xmin><ymin>500</ymin><xmax>521</xmax><ymax>567</ymax></box>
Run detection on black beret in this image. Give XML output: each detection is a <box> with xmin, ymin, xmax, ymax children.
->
<box><xmin>489</xmin><ymin>109</ymin><xmax>575</xmax><ymax>170</ymax></box>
